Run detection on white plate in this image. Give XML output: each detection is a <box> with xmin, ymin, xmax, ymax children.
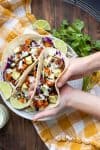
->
<box><xmin>0</xmin><ymin>38</ymin><xmax>83</xmax><ymax>121</ymax></box>
<box><xmin>0</xmin><ymin>78</ymin><xmax>83</xmax><ymax>120</ymax></box>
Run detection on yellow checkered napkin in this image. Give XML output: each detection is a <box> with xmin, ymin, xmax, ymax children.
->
<box><xmin>0</xmin><ymin>1</ymin><xmax>100</xmax><ymax>149</ymax></box>
<box><xmin>0</xmin><ymin>0</ymin><xmax>36</xmax><ymax>59</ymax></box>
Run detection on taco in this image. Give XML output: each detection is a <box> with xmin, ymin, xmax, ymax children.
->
<box><xmin>1</xmin><ymin>34</ymin><xmax>44</xmax><ymax>110</ymax></box>
<box><xmin>1</xmin><ymin>34</ymin><xmax>43</xmax><ymax>86</ymax></box>
<box><xmin>11</xmin><ymin>53</ymin><xmax>44</xmax><ymax>110</ymax></box>
<box><xmin>32</xmin><ymin>47</ymin><xmax>68</xmax><ymax>111</ymax></box>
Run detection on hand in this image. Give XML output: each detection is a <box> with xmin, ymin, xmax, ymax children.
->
<box><xmin>29</xmin><ymin>82</ymin><xmax>100</xmax><ymax>120</ymax></box>
<box><xmin>29</xmin><ymin>84</ymin><xmax>73</xmax><ymax>121</ymax></box>
<box><xmin>57</xmin><ymin>57</ymin><xmax>93</xmax><ymax>88</ymax></box>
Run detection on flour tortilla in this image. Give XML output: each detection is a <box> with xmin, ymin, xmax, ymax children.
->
<box><xmin>33</xmin><ymin>47</ymin><xmax>69</xmax><ymax>109</ymax></box>
<box><xmin>1</xmin><ymin>34</ymin><xmax>43</xmax><ymax>109</ymax></box>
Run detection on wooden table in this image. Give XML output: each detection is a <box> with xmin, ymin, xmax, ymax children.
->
<box><xmin>0</xmin><ymin>1</ymin><xmax>100</xmax><ymax>150</ymax></box>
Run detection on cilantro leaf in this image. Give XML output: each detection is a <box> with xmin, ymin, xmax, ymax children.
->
<box><xmin>72</xmin><ymin>19</ymin><xmax>84</xmax><ymax>32</ymax></box>
<box><xmin>52</xmin><ymin>19</ymin><xmax>100</xmax><ymax>57</ymax></box>
<box><xmin>92</xmin><ymin>40</ymin><xmax>100</xmax><ymax>50</ymax></box>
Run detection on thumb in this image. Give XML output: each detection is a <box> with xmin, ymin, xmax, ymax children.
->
<box><xmin>57</xmin><ymin>69</ymin><xmax>71</xmax><ymax>88</ymax></box>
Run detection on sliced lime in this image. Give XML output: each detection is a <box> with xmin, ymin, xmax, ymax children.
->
<box><xmin>0</xmin><ymin>81</ymin><xmax>12</xmax><ymax>99</ymax></box>
<box><xmin>53</xmin><ymin>38</ymin><xmax>67</xmax><ymax>54</ymax></box>
<box><xmin>10</xmin><ymin>97</ymin><xmax>31</xmax><ymax>110</ymax></box>
<box><xmin>33</xmin><ymin>20</ymin><xmax>51</xmax><ymax>31</ymax></box>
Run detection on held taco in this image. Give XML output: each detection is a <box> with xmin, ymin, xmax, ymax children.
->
<box><xmin>32</xmin><ymin>47</ymin><xmax>69</xmax><ymax>111</ymax></box>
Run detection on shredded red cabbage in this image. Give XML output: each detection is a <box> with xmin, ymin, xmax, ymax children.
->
<box><xmin>42</xmin><ymin>37</ymin><xmax>53</xmax><ymax>45</ymax></box>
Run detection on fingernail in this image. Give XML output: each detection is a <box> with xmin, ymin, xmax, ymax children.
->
<box><xmin>57</xmin><ymin>82</ymin><xmax>62</xmax><ymax>88</ymax></box>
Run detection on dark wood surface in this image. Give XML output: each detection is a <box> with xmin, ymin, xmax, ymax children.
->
<box><xmin>0</xmin><ymin>1</ymin><xmax>100</xmax><ymax>150</ymax></box>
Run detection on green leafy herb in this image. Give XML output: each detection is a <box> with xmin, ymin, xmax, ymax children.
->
<box><xmin>92</xmin><ymin>40</ymin><xmax>100</xmax><ymax>50</ymax></box>
<box><xmin>72</xmin><ymin>19</ymin><xmax>84</xmax><ymax>32</ymax></box>
<box><xmin>52</xmin><ymin>19</ymin><xmax>100</xmax><ymax>57</ymax></box>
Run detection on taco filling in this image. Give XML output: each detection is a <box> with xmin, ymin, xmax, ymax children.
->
<box><xmin>3</xmin><ymin>39</ymin><xmax>43</xmax><ymax>86</ymax></box>
<box><xmin>10</xmin><ymin>62</ymin><xmax>38</xmax><ymax>109</ymax></box>
<box><xmin>33</xmin><ymin>48</ymin><xmax>65</xmax><ymax>111</ymax></box>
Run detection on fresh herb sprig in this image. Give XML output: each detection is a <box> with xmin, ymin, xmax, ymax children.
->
<box><xmin>52</xmin><ymin>19</ymin><xmax>100</xmax><ymax>57</ymax></box>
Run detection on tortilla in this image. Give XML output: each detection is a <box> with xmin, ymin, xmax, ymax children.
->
<box><xmin>1</xmin><ymin>34</ymin><xmax>43</xmax><ymax>86</ymax></box>
<box><xmin>32</xmin><ymin>47</ymin><xmax>69</xmax><ymax>111</ymax></box>
<box><xmin>1</xmin><ymin>34</ymin><xmax>44</xmax><ymax>110</ymax></box>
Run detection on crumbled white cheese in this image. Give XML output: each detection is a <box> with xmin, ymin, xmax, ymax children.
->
<box><xmin>6</xmin><ymin>69</ymin><xmax>12</xmax><ymax>74</ymax></box>
<box><xmin>39</xmin><ymin>94</ymin><xmax>45</xmax><ymax>100</ymax></box>
<box><xmin>14</xmin><ymin>47</ymin><xmax>20</xmax><ymax>53</ymax></box>
<box><xmin>46</xmin><ymin>48</ymin><xmax>56</xmax><ymax>56</ymax></box>
<box><xmin>18</xmin><ymin>60</ymin><xmax>23</xmax><ymax>69</ymax></box>
<box><xmin>11</xmin><ymin>63</ymin><xmax>15</xmax><ymax>67</ymax></box>
<box><xmin>21</xmin><ymin>51</ymin><xmax>28</xmax><ymax>57</ymax></box>
<box><xmin>28</xmin><ymin>76</ymin><xmax>35</xmax><ymax>83</ymax></box>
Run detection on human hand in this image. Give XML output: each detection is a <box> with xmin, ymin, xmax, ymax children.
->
<box><xmin>30</xmin><ymin>83</ymin><xmax>100</xmax><ymax>120</ymax></box>
<box><xmin>31</xmin><ymin>84</ymin><xmax>73</xmax><ymax>121</ymax></box>
<box><xmin>57</xmin><ymin>56</ymin><xmax>94</xmax><ymax>88</ymax></box>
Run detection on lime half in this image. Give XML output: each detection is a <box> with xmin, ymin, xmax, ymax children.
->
<box><xmin>33</xmin><ymin>20</ymin><xmax>51</xmax><ymax>31</ymax></box>
<box><xmin>53</xmin><ymin>38</ymin><xmax>67</xmax><ymax>54</ymax></box>
<box><xmin>0</xmin><ymin>81</ymin><xmax>12</xmax><ymax>99</ymax></box>
<box><xmin>10</xmin><ymin>97</ymin><xmax>31</xmax><ymax>110</ymax></box>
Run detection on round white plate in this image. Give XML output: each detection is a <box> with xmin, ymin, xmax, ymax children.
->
<box><xmin>0</xmin><ymin>39</ymin><xmax>83</xmax><ymax>121</ymax></box>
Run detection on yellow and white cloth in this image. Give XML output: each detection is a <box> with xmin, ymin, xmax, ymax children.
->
<box><xmin>0</xmin><ymin>1</ymin><xmax>100</xmax><ymax>149</ymax></box>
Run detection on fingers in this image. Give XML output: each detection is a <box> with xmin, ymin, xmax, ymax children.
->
<box><xmin>57</xmin><ymin>69</ymin><xmax>71</xmax><ymax>88</ymax></box>
<box><xmin>33</xmin><ymin>106</ymin><xmax>60</xmax><ymax>121</ymax></box>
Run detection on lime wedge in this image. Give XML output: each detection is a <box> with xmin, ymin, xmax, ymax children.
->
<box><xmin>0</xmin><ymin>81</ymin><xmax>12</xmax><ymax>99</ymax></box>
<box><xmin>10</xmin><ymin>97</ymin><xmax>31</xmax><ymax>110</ymax></box>
<box><xmin>33</xmin><ymin>20</ymin><xmax>51</xmax><ymax>31</ymax></box>
<box><xmin>53</xmin><ymin>38</ymin><xmax>67</xmax><ymax>54</ymax></box>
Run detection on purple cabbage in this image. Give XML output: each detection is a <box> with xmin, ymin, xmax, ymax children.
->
<box><xmin>42</xmin><ymin>37</ymin><xmax>53</xmax><ymax>45</ymax></box>
<box><xmin>5</xmin><ymin>57</ymin><xmax>13</xmax><ymax>69</ymax></box>
<box><xmin>56</xmin><ymin>50</ymin><xmax>61</xmax><ymax>56</ymax></box>
<box><xmin>31</xmin><ymin>40</ymin><xmax>39</xmax><ymax>47</ymax></box>
<box><xmin>36</xmin><ymin>87</ymin><xmax>40</xmax><ymax>94</ymax></box>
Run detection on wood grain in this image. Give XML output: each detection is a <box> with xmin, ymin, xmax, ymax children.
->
<box><xmin>0</xmin><ymin>0</ymin><xmax>99</xmax><ymax>150</ymax></box>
